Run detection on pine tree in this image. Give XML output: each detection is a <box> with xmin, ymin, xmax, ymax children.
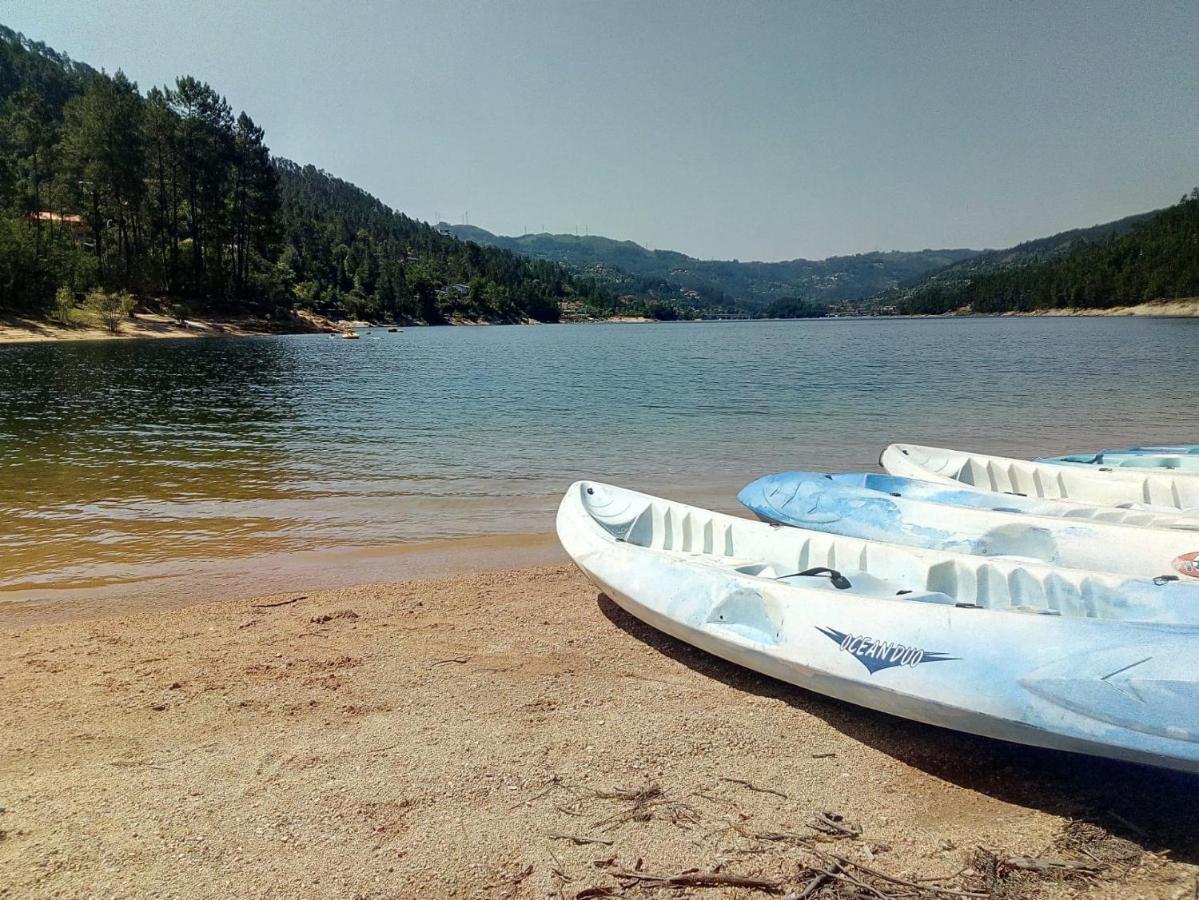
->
<box><xmin>169</xmin><ymin>76</ymin><xmax>233</xmax><ymax>293</ymax></box>
<box><xmin>60</xmin><ymin>71</ymin><xmax>145</xmax><ymax>283</ymax></box>
<box><xmin>3</xmin><ymin>86</ymin><xmax>55</xmax><ymax>257</ymax></box>
<box><xmin>232</xmin><ymin>111</ymin><xmax>278</xmax><ymax>295</ymax></box>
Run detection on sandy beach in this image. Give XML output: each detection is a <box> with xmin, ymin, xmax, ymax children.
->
<box><xmin>1000</xmin><ymin>298</ymin><xmax>1199</xmax><ymax>318</ymax></box>
<box><xmin>3</xmin><ymin>559</ymin><xmax>1197</xmax><ymax>899</ymax></box>
<box><xmin>0</xmin><ymin>311</ymin><xmax>339</xmax><ymax>344</ymax></box>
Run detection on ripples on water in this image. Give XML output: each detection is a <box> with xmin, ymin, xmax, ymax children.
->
<box><xmin>2</xmin><ymin>317</ymin><xmax>1198</xmax><ymax>592</ymax></box>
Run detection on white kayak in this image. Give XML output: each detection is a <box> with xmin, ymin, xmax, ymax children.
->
<box><xmin>882</xmin><ymin>443</ymin><xmax>1199</xmax><ymax>515</ymax></box>
<box><xmin>557</xmin><ymin>481</ymin><xmax>1199</xmax><ymax>773</ymax></box>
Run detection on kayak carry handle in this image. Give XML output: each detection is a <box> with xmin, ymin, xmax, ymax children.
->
<box><xmin>779</xmin><ymin>567</ymin><xmax>852</xmax><ymax>590</ymax></box>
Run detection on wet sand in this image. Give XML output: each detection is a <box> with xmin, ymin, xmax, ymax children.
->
<box><xmin>0</xmin><ymin>533</ymin><xmax>568</xmax><ymax>628</ymax></box>
<box><xmin>3</xmin><ymin>561</ymin><xmax>1197</xmax><ymax>898</ymax></box>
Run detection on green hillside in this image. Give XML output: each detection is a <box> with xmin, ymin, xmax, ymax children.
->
<box><xmin>439</xmin><ymin>222</ymin><xmax>978</xmax><ymax>309</ymax></box>
<box><xmin>0</xmin><ymin>24</ymin><xmax>610</xmax><ymax>324</ymax></box>
<box><xmin>873</xmin><ymin>203</ymin><xmax>1199</xmax><ymax>314</ymax></box>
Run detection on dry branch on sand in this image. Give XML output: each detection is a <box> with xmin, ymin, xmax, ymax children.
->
<box><xmin>541</xmin><ymin>779</ymin><xmax>1143</xmax><ymax>900</ymax></box>
<box><xmin>250</xmin><ymin>595</ymin><xmax>306</xmax><ymax>608</ymax></box>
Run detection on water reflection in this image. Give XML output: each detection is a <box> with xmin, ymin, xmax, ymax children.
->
<box><xmin>0</xmin><ymin>338</ymin><xmax>301</xmax><ymax>586</ymax></box>
<box><xmin>2</xmin><ymin>317</ymin><xmax>1199</xmax><ymax>594</ymax></box>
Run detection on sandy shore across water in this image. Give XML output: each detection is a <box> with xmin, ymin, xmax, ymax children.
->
<box><xmin>3</xmin><ymin>538</ymin><xmax>1199</xmax><ymax>898</ymax></box>
<box><xmin>0</xmin><ymin>312</ymin><xmax>338</xmax><ymax>344</ymax></box>
<box><xmin>2</xmin><ymin>297</ymin><xmax>1198</xmax><ymax>345</ymax></box>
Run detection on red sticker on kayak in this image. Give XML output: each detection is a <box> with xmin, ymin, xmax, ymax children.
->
<box><xmin>1173</xmin><ymin>552</ymin><xmax>1199</xmax><ymax>579</ymax></box>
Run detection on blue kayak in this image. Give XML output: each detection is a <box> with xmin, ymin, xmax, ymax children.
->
<box><xmin>1040</xmin><ymin>445</ymin><xmax>1199</xmax><ymax>472</ymax></box>
<box><xmin>737</xmin><ymin>471</ymin><xmax>1199</xmax><ymax>579</ymax></box>
<box><xmin>742</xmin><ymin>471</ymin><xmax>1199</xmax><ymax>530</ymax></box>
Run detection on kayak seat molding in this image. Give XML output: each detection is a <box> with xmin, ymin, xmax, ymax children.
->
<box><xmin>881</xmin><ymin>442</ymin><xmax>1199</xmax><ymax>515</ymax></box>
<box><xmin>571</xmin><ymin>480</ymin><xmax>1199</xmax><ymax>624</ymax></box>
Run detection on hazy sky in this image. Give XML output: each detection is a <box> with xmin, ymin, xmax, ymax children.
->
<box><xmin>7</xmin><ymin>1</ymin><xmax>1198</xmax><ymax>260</ymax></box>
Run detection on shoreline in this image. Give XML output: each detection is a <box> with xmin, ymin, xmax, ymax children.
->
<box><xmin>0</xmin><ymin>531</ymin><xmax>567</xmax><ymax>628</ymax></box>
<box><xmin>999</xmin><ymin>297</ymin><xmax>1199</xmax><ymax>317</ymax></box>
<box><xmin>0</xmin><ymin>310</ymin><xmax>336</xmax><ymax>344</ymax></box>
<box><xmin>3</xmin><ymin>296</ymin><xmax>1197</xmax><ymax>344</ymax></box>
<box><xmin>2</xmin><ymin>563</ymin><xmax>1196</xmax><ymax>897</ymax></box>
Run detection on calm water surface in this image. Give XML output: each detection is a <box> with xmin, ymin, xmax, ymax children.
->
<box><xmin>2</xmin><ymin>317</ymin><xmax>1198</xmax><ymax>597</ymax></box>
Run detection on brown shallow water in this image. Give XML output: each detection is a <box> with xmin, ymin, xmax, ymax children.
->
<box><xmin>0</xmin><ymin>531</ymin><xmax>567</xmax><ymax>626</ymax></box>
<box><xmin>2</xmin><ymin>317</ymin><xmax>1199</xmax><ymax>607</ymax></box>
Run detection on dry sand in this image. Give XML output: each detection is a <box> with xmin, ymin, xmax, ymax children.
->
<box><xmin>3</xmin><ymin>564</ymin><xmax>1198</xmax><ymax>899</ymax></box>
<box><xmin>1000</xmin><ymin>298</ymin><xmax>1199</xmax><ymax>318</ymax></box>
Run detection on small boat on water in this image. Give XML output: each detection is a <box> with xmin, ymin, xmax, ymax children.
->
<box><xmin>1040</xmin><ymin>445</ymin><xmax>1199</xmax><ymax>472</ymax></box>
<box><xmin>881</xmin><ymin>443</ymin><xmax>1199</xmax><ymax>514</ymax></box>
<box><xmin>558</xmin><ymin>481</ymin><xmax>1199</xmax><ymax>772</ymax></box>
<box><xmin>737</xmin><ymin>471</ymin><xmax>1199</xmax><ymax>579</ymax></box>
<box><xmin>342</xmin><ymin>331</ymin><xmax>360</xmax><ymax>339</ymax></box>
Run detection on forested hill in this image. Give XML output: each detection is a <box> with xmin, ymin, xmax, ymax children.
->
<box><xmin>439</xmin><ymin>222</ymin><xmax>979</xmax><ymax>308</ymax></box>
<box><xmin>873</xmin><ymin>201</ymin><xmax>1199</xmax><ymax>314</ymax></box>
<box><xmin>271</xmin><ymin>161</ymin><xmax>602</xmax><ymax>322</ymax></box>
<box><xmin>0</xmin><ymin>24</ymin><xmax>608</xmax><ymax>324</ymax></box>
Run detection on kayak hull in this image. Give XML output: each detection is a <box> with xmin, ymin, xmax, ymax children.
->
<box><xmin>558</xmin><ymin>481</ymin><xmax>1199</xmax><ymax>773</ymax></box>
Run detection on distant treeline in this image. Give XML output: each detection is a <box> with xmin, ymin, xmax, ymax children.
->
<box><xmin>889</xmin><ymin>191</ymin><xmax>1199</xmax><ymax>315</ymax></box>
<box><xmin>760</xmin><ymin>297</ymin><xmax>827</xmax><ymax>319</ymax></box>
<box><xmin>0</xmin><ymin>25</ymin><xmax>612</xmax><ymax>323</ymax></box>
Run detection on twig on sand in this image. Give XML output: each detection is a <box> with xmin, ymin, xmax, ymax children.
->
<box><xmin>808</xmin><ymin>811</ymin><xmax>862</xmax><ymax>839</ymax></box>
<box><xmin>795</xmin><ymin>861</ymin><xmax>841</xmax><ymax>899</ymax></box>
<box><xmin>251</xmin><ymin>595</ymin><xmax>306</xmax><ymax>609</ymax></box>
<box><xmin>510</xmin><ymin>780</ymin><xmax>565</xmax><ymax>810</ymax></box>
<box><xmin>1003</xmin><ymin>856</ymin><xmax>1100</xmax><ymax>876</ymax></box>
<box><xmin>553</xmin><ymin>833</ymin><xmax>614</xmax><ymax>847</ymax></box>
<box><xmin>548</xmin><ymin>847</ymin><xmax>572</xmax><ymax>882</ymax></box>
<box><xmin>430</xmin><ymin>656</ymin><xmax>470</xmax><ymax>667</ymax></box>
<box><xmin>594</xmin><ymin>784</ymin><xmax>663</xmax><ymax>803</ymax></box>
<box><xmin>613</xmin><ymin>869</ymin><xmax>784</xmax><ymax>892</ymax></box>
<box><xmin>719</xmin><ymin>777</ymin><xmax>788</xmax><ymax>799</ymax></box>
<box><xmin>586</xmin><ymin>783</ymin><xmax>702</xmax><ymax>832</ymax></box>
<box><xmin>504</xmin><ymin>863</ymin><xmax>534</xmax><ymax>885</ymax></box>
<box><xmin>823</xmin><ymin>852</ymin><xmax>989</xmax><ymax>898</ymax></box>
<box><xmin>748</xmin><ymin>830</ymin><xmax>989</xmax><ymax>898</ymax></box>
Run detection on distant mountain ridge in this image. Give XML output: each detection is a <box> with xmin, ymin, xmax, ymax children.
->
<box><xmin>872</xmin><ymin>202</ymin><xmax>1197</xmax><ymax>314</ymax></box>
<box><xmin>882</xmin><ymin>209</ymin><xmax>1159</xmax><ymax>297</ymax></box>
<box><xmin>439</xmin><ymin>223</ymin><xmax>979</xmax><ymax>309</ymax></box>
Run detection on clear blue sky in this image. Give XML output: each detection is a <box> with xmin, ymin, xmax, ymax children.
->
<box><xmin>6</xmin><ymin>1</ymin><xmax>1198</xmax><ymax>260</ymax></box>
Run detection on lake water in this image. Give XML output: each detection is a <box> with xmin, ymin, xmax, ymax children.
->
<box><xmin>3</xmin><ymin>317</ymin><xmax>1199</xmax><ymax>602</ymax></box>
